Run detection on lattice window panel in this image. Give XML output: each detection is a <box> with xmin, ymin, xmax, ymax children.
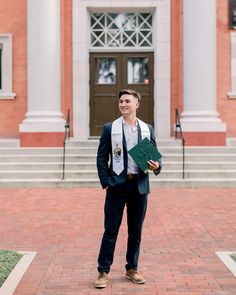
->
<box><xmin>90</xmin><ymin>13</ymin><xmax>153</xmax><ymax>48</ymax></box>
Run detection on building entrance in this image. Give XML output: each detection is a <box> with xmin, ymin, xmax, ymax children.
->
<box><xmin>89</xmin><ymin>52</ymin><xmax>154</xmax><ymax>136</ymax></box>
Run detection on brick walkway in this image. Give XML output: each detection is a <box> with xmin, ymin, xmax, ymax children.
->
<box><xmin>0</xmin><ymin>188</ymin><xmax>236</xmax><ymax>295</ymax></box>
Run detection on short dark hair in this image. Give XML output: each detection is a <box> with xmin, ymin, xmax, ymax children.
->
<box><xmin>119</xmin><ymin>89</ymin><xmax>141</xmax><ymax>101</ymax></box>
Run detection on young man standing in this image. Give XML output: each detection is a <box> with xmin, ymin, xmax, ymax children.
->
<box><xmin>95</xmin><ymin>89</ymin><xmax>162</xmax><ymax>288</ymax></box>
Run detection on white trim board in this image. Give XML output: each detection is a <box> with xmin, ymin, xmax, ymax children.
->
<box><xmin>215</xmin><ymin>251</ymin><xmax>236</xmax><ymax>278</ymax></box>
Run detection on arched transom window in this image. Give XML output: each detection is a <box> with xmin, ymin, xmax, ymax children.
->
<box><xmin>90</xmin><ymin>12</ymin><xmax>153</xmax><ymax>48</ymax></box>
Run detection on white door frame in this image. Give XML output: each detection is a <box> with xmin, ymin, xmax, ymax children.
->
<box><xmin>72</xmin><ymin>0</ymin><xmax>170</xmax><ymax>139</ymax></box>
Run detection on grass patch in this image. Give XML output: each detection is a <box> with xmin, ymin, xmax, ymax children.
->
<box><xmin>230</xmin><ymin>254</ymin><xmax>236</xmax><ymax>262</ymax></box>
<box><xmin>0</xmin><ymin>249</ymin><xmax>23</xmax><ymax>287</ymax></box>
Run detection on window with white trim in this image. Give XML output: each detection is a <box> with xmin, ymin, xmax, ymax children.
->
<box><xmin>0</xmin><ymin>45</ymin><xmax>2</xmax><ymax>90</ymax></box>
<box><xmin>0</xmin><ymin>34</ymin><xmax>15</xmax><ymax>99</ymax></box>
<box><xmin>228</xmin><ymin>32</ymin><xmax>236</xmax><ymax>99</ymax></box>
<box><xmin>90</xmin><ymin>13</ymin><xmax>153</xmax><ymax>49</ymax></box>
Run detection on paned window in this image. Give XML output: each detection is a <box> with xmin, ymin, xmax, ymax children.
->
<box><xmin>95</xmin><ymin>58</ymin><xmax>116</xmax><ymax>84</ymax></box>
<box><xmin>127</xmin><ymin>57</ymin><xmax>149</xmax><ymax>84</ymax></box>
<box><xmin>0</xmin><ymin>47</ymin><xmax>2</xmax><ymax>90</ymax></box>
<box><xmin>0</xmin><ymin>34</ymin><xmax>15</xmax><ymax>99</ymax></box>
<box><xmin>228</xmin><ymin>32</ymin><xmax>236</xmax><ymax>99</ymax></box>
<box><xmin>90</xmin><ymin>13</ymin><xmax>153</xmax><ymax>48</ymax></box>
<box><xmin>229</xmin><ymin>0</ymin><xmax>236</xmax><ymax>29</ymax></box>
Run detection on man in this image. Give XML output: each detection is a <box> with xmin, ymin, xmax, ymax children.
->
<box><xmin>95</xmin><ymin>89</ymin><xmax>162</xmax><ymax>288</ymax></box>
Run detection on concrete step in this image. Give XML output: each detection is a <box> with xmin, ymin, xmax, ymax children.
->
<box><xmin>1</xmin><ymin>146</ymin><xmax>236</xmax><ymax>155</ymax></box>
<box><xmin>227</xmin><ymin>137</ymin><xmax>236</xmax><ymax>146</ymax></box>
<box><xmin>0</xmin><ymin>138</ymin><xmax>235</xmax><ymax>187</ymax></box>
<box><xmin>0</xmin><ymin>161</ymin><xmax>235</xmax><ymax>171</ymax></box>
<box><xmin>1</xmin><ymin>169</ymin><xmax>236</xmax><ymax>179</ymax></box>
<box><xmin>1</xmin><ymin>153</ymin><xmax>236</xmax><ymax>162</ymax></box>
<box><xmin>163</xmin><ymin>162</ymin><xmax>236</xmax><ymax>170</ymax></box>
<box><xmin>0</xmin><ymin>147</ymin><xmax>64</xmax><ymax>155</ymax></box>
<box><xmin>164</xmin><ymin>146</ymin><xmax>236</xmax><ymax>154</ymax></box>
<box><xmin>66</xmin><ymin>138</ymin><xmax>182</xmax><ymax>147</ymax></box>
<box><xmin>0</xmin><ymin>138</ymin><xmax>20</xmax><ymax>147</ymax></box>
<box><xmin>0</xmin><ymin>146</ymin><xmax>178</xmax><ymax>155</ymax></box>
<box><xmin>0</xmin><ymin>178</ymin><xmax>236</xmax><ymax>188</ymax></box>
<box><xmin>164</xmin><ymin>154</ymin><xmax>236</xmax><ymax>161</ymax></box>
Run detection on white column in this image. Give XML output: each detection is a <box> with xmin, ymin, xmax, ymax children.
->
<box><xmin>181</xmin><ymin>0</ymin><xmax>226</xmax><ymax>132</ymax></box>
<box><xmin>155</xmin><ymin>0</ymin><xmax>171</xmax><ymax>139</ymax></box>
<box><xmin>20</xmin><ymin>0</ymin><xmax>65</xmax><ymax>133</ymax></box>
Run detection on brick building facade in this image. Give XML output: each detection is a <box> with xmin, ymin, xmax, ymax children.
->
<box><xmin>0</xmin><ymin>0</ymin><xmax>235</xmax><ymax>146</ymax></box>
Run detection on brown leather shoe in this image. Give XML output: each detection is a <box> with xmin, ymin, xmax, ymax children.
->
<box><xmin>126</xmin><ymin>269</ymin><xmax>146</xmax><ymax>284</ymax></box>
<box><xmin>94</xmin><ymin>272</ymin><xmax>108</xmax><ymax>288</ymax></box>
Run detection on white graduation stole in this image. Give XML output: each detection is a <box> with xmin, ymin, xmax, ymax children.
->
<box><xmin>111</xmin><ymin>116</ymin><xmax>150</xmax><ymax>175</ymax></box>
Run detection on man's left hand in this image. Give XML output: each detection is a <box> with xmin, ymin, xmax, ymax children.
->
<box><xmin>148</xmin><ymin>160</ymin><xmax>160</xmax><ymax>171</ymax></box>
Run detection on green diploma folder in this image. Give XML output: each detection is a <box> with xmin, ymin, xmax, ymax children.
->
<box><xmin>128</xmin><ymin>137</ymin><xmax>162</xmax><ymax>173</ymax></box>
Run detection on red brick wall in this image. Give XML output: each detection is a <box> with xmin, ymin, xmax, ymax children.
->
<box><xmin>217</xmin><ymin>0</ymin><xmax>236</xmax><ymax>136</ymax></box>
<box><xmin>171</xmin><ymin>0</ymin><xmax>236</xmax><ymax>138</ymax></box>
<box><xmin>0</xmin><ymin>0</ymin><xmax>27</xmax><ymax>138</ymax></box>
<box><xmin>0</xmin><ymin>0</ymin><xmax>235</xmax><ymax>140</ymax></box>
<box><xmin>0</xmin><ymin>0</ymin><xmax>73</xmax><ymax>138</ymax></box>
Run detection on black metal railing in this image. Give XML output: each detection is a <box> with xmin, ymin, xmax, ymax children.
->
<box><xmin>175</xmin><ymin>109</ymin><xmax>185</xmax><ymax>179</ymax></box>
<box><xmin>62</xmin><ymin>109</ymin><xmax>70</xmax><ymax>180</ymax></box>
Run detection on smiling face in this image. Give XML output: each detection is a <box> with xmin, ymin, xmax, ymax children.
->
<box><xmin>119</xmin><ymin>94</ymin><xmax>140</xmax><ymax>117</ymax></box>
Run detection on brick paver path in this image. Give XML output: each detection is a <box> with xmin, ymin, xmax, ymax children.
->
<box><xmin>0</xmin><ymin>188</ymin><xmax>236</xmax><ymax>295</ymax></box>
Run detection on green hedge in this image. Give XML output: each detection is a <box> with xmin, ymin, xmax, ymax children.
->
<box><xmin>230</xmin><ymin>254</ymin><xmax>236</xmax><ymax>262</ymax></box>
<box><xmin>0</xmin><ymin>249</ymin><xmax>23</xmax><ymax>287</ymax></box>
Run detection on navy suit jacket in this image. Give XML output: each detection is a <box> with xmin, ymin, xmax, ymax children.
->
<box><xmin>96</xmin><ymin>121</ymin><xmax>162</xmax><ymax>195</ymax></box>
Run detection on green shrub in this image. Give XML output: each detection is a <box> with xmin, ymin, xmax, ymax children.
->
<box><xmin>230</xmin><ymin>254</ymin><xmax>236</xmax><ymax>262</ymax></box>
<box><xmin>0</xmin><ymin>249</ymin><xmax>23</xmax><ymax>287</ymax></box>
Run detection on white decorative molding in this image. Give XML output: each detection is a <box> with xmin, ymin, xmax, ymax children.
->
<box><xmin>180</xmin><ymin>110</ymin><xmax>226</xmax><ymax>132</ymax></box>
<box><xmin>0</xmin><ymin>34</ymin><xmax>16</xmax><ymax>100</ymax></box>
<box><xmin>0</xmin><ymin>92</ymin><xmax>16</xmax><ymax>99</ymax></box>
<box><xmin>19</xmin><ymin>111</ymin><xmax>65</xmax><ymax>132</ymax></box>
<box><xmin>216</xmin><ymin>251</ymin><xmax>236</xmax><ymax>278</ymax></box>
<box><xmin>0</xmin><ymin>251</ymin><xmax>37</xmax><ymax>295</ymax></box>
<box><xmin>227</xmin><ymin>92</ymin><xmax>236</xmax><ymax>99</ymax></box>
<box><xmin>90</xmin><ymin>12</ymin><xmax>153</xmax><ymax>49</ymax></box>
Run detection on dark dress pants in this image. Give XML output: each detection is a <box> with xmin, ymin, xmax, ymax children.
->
<box><xmin>97</xmin><ymin>178</ymin><xmax>148</xmax><ymax>273</ymax></box>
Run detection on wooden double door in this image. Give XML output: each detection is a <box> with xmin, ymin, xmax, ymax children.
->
<box><xmin>90</xmin><ymin>52</ymin><xmax>154</xmax><ymax>136</ymax></box>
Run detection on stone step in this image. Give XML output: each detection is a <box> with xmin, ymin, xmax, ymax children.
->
<box><xmin>151</xmin><ymin>147</ymin><xmax>236</xmax><ymax>154</ymax></box>
<box><xmin>0</xmin><ymin>147</ymin><xmax>64</xmax><ymax>155</ymax></box>
<box><xmin>226</xmin><ymin>137</ymin><xmax>236</xmax><ymax>146</ymax></box>
<box><xmin>0</xmin><ymin>138</ymin><xmax>235</xmax><ymax>187</ymax></box>
<box><xmin>163</xmin><ymin>162</ymin><xmax>236</xmax><ymax>170</ymax></box>
<box><xmin>0</xmin><ymin>155</ymin><xmax>65</xmax><ymax>162</ymax></box>
<box><xmin>164</xmin><ymin>154</ymin><xmax>236</xmax><ymax>161</ymax></box>
<box><xmin>1</xmin><ymin>169</ymin><xmax>236</xmax><ymax>179</ymax></box>
<box><xmin>0</xmin><ymin>161</ymin><xmax>236</xmax><ymax>171</ymax></box>
<box><xmin>0</xmin><ymin>138</ymin><xmax>234</xmax><ymax>149</ymax></box>
<box><xmin>1</xmin><ymin>153</ymin><xmax>236</xmax><ymax>162</ymax></box>
<box><xmin>1</xmin><ymin>146</ymin><xmax>236</xmax><ymax>155</ymax></box>
<box><xmin>67</xmin><ymin>138</ymin><xmax>182</xmax><ymax>147</ymax></box>
<box><xmin>0</xmin><ymin>138</ymin><xmax>20</xmax><ymax>147</ymax></box>
<box><xmin>0</xmin><ymin>178</ymin><xmax>236</xmax><ymax>188</ymax></box>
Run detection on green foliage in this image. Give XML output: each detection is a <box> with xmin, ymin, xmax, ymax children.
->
<box><xmin>0</xmin><ymin>249</ymin><xmax>23</xmax><ymax>287</ymax></box>
<box><xmin>230</xmin><ymin>254</ymin><xmax>236</xmax><ymax>262</ymax></box>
